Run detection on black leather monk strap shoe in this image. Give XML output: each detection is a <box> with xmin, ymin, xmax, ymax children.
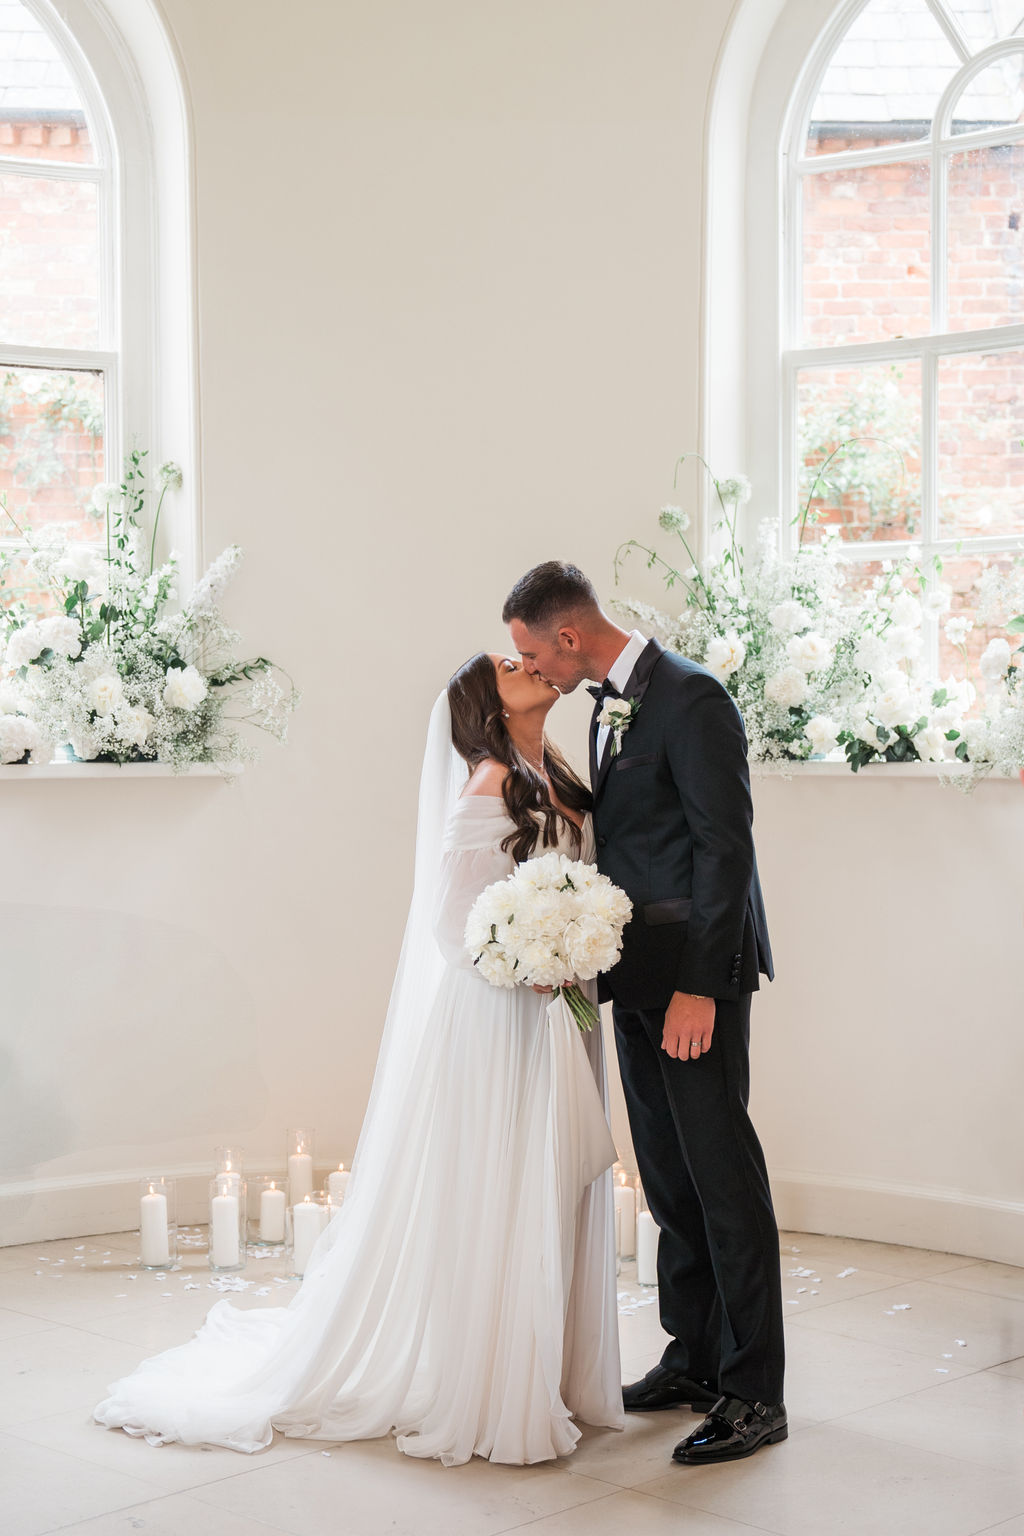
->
<box><xmin>622</xmin><ymin>1364</ymin><xmax>719</xmax><ymax>1413</ymax></box>
<box><xmin>672</xmin><ymin>1397</ymin><xmax>788</xmax><ymax>1464</ymax></box>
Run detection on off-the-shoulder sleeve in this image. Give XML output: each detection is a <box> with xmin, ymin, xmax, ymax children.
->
<box><xmin>434</xmin><ymin>798</ymin><xmax>515</xmax><ymax>972</ymax></box>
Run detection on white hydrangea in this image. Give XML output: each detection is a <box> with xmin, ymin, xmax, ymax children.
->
<box><xmin>979</xmin><ymin>637</ymin><xmax>1012</xmax><ymax>683</ymax></box>
<box><xmin>920</xmin><ymin>584</ymin><xmax>953</xmax><ymax>618</ymax></box>
<box><xmin>767</xmin><ymin>599</ymin><xmax>811</xmax><ymax>635</ymax></box>
<box><xmin>0</xmin><ymin>680</ymin><xmax>26</xmax><ymax>715</ymax></box>
<box><xmin>162</xmin><ymin>665</ymin><xmax>208</xmax><ymax>711</ymax></box>
<box><xmin>785</xmin><ymin>632</ymin><xmax>831</xmax><ymax>674</ymax></box>
<box><xmin>764</xmin><ymin>667</ymin><xmax>808</xmax><ymax>708</ymax></box>
<box><xmin>0</xmin><ymin>714</ymin><xmax>48</xmax><ymax>764</ymax></box>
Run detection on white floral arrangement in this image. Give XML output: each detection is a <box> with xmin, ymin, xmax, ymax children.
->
<box><xmin>464</xmin><ymin>851</ymin><xmax>633</xmax><ymax>1030</ymax></box>
<box><xmin>613</xmin><ymin>456</ymin><xmax>1024</xmax><ymax>788</ymax></box>
<box><xmin>0</xmin><ymin>450</ymin><xmax>298</xmax><ymax>770</ymax></box>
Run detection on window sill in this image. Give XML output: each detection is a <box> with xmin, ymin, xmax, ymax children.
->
<box><xmin>0</xmin><ymin>761</ymin><xmax>242</xmax><ymax>780</ymax></box>
<box><xmin>752</xmin><ymin>759</ymin><xmax>1013</xmax><ymax>780</ymax></box>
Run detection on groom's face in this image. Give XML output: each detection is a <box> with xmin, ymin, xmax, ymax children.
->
<box><xmin>508</xmin><ymin>618</ymin><xmax>589</xmax><ymax>694</ymax></box>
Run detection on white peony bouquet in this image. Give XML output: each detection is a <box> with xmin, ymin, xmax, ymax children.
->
<box><xmin>464</xmin><ymin>851</ymin><xmax>633</xmax><ymax>1031</ymax></box>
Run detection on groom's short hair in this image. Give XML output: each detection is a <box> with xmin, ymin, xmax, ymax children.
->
<box><xmin>502</xmin><ymin>562</ymin><xmax>599</xmax><ymax>631</ymax></box>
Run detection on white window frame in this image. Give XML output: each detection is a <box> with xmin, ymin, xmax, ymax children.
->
<box><xmin>704</xmin><ymin>0</ymin><xmax>1024</xmax><ymax>669</ymax></box>
<box><xmin>0</xmin><ymin>0</ymin><xmax>198</xmax><ymax>581</ymax></box>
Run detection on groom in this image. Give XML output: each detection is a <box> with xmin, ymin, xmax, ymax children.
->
<box><xmin>503</xmin><ymin>561</ymin><xmax>786</xmax><ymax>1466</ymax></box>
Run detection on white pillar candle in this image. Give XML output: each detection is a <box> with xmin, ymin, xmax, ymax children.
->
<box><xmin>140</xmin><ymin>1185</ymin><xmax>169</xmax><ymax>1267</ymax></box>
<box><xmin>637</xmin><ymin>1210</ymin><xmax>659</xmax><ymax>1286</ymax></box>
<box><xmin>292</xmin><ymin>1198</ymin><xmax>327</xmax><ymax>1276</ymax></box>
<box><xmin>259</xmin><ymin>1182</ymin><xmax>287</xmax><ymax>1243</ymax></box>
<box><xmin>327</xmin><ymin>1164</ymin><xmax>350</xmax><ymax>1204</ymax></box>
<box><xmin>288</xmin><ymin>1151</ymin><xmax>314</xmax><ymax>1206</ymax></box>
<box><xmin>211</xmin><ymin>1186</ymin><xmax>241</xmax><ymax>1267</ymax></box>
<box><xmin>614</xmin><ymin>1180</ymin><xmax>636</xmax><ymax>1258</ymax></box>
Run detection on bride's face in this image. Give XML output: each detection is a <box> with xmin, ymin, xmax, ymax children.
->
<box><xmin>491</xmin><ymin>654</ymin><xmax>559</xmax><ymax>719</ymax></box>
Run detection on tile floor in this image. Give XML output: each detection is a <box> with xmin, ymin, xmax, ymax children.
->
<box><xmin>1</xmin><ymin>1227</ymin><xmax>1023</xmax><ymax>1535</ymax></box>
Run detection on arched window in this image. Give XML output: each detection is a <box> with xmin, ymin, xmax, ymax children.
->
<box><xmin>0</xmin><ymin>0</ymin><xmax>194</xmax><ymax>616</ymax></box>
<box><xmin>784</xmin><ymin>0</ymin><xmax>1024</xmax><ymax>690</ymax></box>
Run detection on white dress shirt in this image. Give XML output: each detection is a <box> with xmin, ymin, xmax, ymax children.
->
<box><xmin>595</xmin><ymin>629</ymin><xmax>649</xmax><ymax>767</ymax></box>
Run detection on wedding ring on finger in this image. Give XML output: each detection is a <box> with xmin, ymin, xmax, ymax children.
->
<box><xmin>689</xmin><ymin>1039</ymin><xmax>702</xmax><ymax>1056</ymax></box>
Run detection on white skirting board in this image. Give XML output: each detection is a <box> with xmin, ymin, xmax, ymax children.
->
<box><xmin>770</xmin><ymin>1170</ymin><xmax>1024</xmax><ymax>1269</ymax></box>
<box><xmin>2</xmin><ymin>1165</ymin><xmax>1023</xmax><ymax>1267</ymax></box>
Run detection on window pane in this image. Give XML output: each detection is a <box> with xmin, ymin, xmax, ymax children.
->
<box><xmin>937</xmin><ymin>348</ymin><xmax>1024</xmax><ymax>538</ymax></box>
<box><xmin>0</xmin><ymin>365</ymin><xmax>105</xmax><ymax>534</ymax></box>
<box><xmin>805</xmin><ymin>0</ymin><xmax>960</xmax><ymax>156</ymax></box>
<box><xmin>945</xmin><ymin>1</ymin><xmax>1024</xmax><ymax>50</ymax></box>
<box><xmin>947</xmin><ymin>143</ymin><xmax>1024</xmax><ymax>331</ymax></box>
<box><xmin>0</xmin><ymin>173</ymin><xmax>99</xmax><ymax>347</ymax></box>
<box><xmin>797</xmin><ymin>360</ymin><xmax>922</xmax><ymax>542</ymax></box>
<box><xmin>0</xmin><ymin>0</ymin><xmax>93</xmax><ymax>164</ymax></box>
<box><xmin>801</xmin><ymin>160</ymin><xmax>930</xmax><ymax>346</ymax></box>
<box><xmin>949</xmin><ymin>53</ymin><xmax>1024</xmax><ymax>133</ymax></box>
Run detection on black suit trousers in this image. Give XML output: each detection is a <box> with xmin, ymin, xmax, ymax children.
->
<box><xmin>612</xmin><ymin>994</ymin><xmax>785</xmax><ymax>1405</ymax></box>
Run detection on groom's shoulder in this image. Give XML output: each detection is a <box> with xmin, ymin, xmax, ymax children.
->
<box><xmin>655</xmin><ymin>648</ymin><xmax>724</xmax><ymax>696</ymax></box>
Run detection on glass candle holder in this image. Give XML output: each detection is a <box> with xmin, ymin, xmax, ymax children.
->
<box><xmin>208</xmin><ymin>1174</ymin><xmax>247</xmax><ymax>1271</ymax></box>
<box><xmin>325</xmin><ymin>1162</ymin><xmax>349</xmax><ymax>1205</ymax></box>
<box><xmin>213</xmin><ymin>1145</ymin><xmax>245</xmax><ymax>1179</ymax></box>
<box><xmin>290</xmin><ymin>1193</ymin><xmax>329</xmax><ymax>1278</ymax></box>
<box><xmin>613</xmin><ymin>1168</ymin><xmax>639</xmax><ymax>1260</ymax></box>
<box><xmin>247</xmin><ymin>1175</ymin><xmax>288</xmax><ymax>1247</ymax></box>
<box><xmin>635</xmin><ymin>1182</ymin><xmax>659</xmax><ymax>1286</ymax></box>
<box><xmin>286</xmin><ymin>1127</ymin><xmax>315</xmax><ymax>1206</ymax></box>
<box><xmin>138</xmin><ymin>1176</ymin><xmax>177</xmax><ymax>1268</ymax></box>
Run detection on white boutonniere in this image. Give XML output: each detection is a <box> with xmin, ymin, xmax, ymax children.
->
<box><xmin>598</xmin><ymin>695</ymin><xmax>641</xmax><ymax>756</ymax></box>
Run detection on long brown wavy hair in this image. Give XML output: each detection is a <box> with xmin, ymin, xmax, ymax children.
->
<box><xmin>447</xmin><ymin>652</ymin><xmax>592</xmax><ymax>863</ymax></box>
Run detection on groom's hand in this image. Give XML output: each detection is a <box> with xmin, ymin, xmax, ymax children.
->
<box><xmin>663</xmin><ymin>992</ymin><xmax>715</xmax><ymax>1060</ymax></box>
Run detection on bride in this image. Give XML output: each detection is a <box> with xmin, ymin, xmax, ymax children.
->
<box><xmin>94</xmin><ymin>651</ymin><xmax>625</xmax><ymax>1466</ymax></box>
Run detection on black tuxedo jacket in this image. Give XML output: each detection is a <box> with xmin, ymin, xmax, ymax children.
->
<box><xmin>590</xmin><ymin>639</ymin><xmax>773</xmax><ymax>1011</ymax></box>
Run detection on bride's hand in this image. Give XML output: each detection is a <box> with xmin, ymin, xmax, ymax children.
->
<box><xmin>532</xmin><ymin>983</ymin><xmax>554</xmax><ymax>994</ymax></box>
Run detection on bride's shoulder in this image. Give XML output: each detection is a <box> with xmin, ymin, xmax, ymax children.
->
<box><xmin>460</xmin><ymin>759</ymin><xmax>508</xmax><ymax>800</ymax></box>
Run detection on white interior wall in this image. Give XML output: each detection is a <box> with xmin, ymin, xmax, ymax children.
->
<box><xmin>2</xmin><ymin>0</ymin><xmax>1022</xmax><ymax>1264</ymax></box>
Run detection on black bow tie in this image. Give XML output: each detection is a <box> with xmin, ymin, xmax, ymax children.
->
<box><xmin>586</xmin><ymin>679</ymin><xmax>621</xmax><ymax>703</ymax></box>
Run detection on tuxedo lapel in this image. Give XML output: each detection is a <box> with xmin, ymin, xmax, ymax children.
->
<box><xmin>593</xmin><ymin>638</ymin><xmax>665</xmax><ymax>803</ymax></box>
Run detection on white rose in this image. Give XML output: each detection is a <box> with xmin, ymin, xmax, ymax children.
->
<box><xmin>804</xmin><ymin>715</ymin><xmax>841</xmax><ymax>756</ymax></box>
<box><xmin>884</xmin><ymin>626</ymin><xmax>922</xmax><ymax>663</ymax></box>
<box><xmin>921</xmin><ymin>584</ymin><xmax>952</xmax><ymax>618</ymax></box>
<box><xmin>54</xmin><ymin>545</ymin><xmax>101</xmax><ymax>588</ymax></box>
<box><xmin>786</xmin><ymin>632</ymin><xmax>831</xmax><ymax>675</ymax></box>
<box><xmin>705</xmin><ymin>632</ymin><xmax>746</xmax><ymax>681</ymax></box>
<box><xmin>888</xmin><ymin>591</ymin><xmax>923</xmax><ymax>629</ymax></box>
<box><xmin>764</xmin><ymin>667</ymin><xmax>808</xmax><ymax>708</ymax></box>
<box><xmin>114</xmin><ymin>705</ymin><xmax>155</xmax><ymax>749</ymax></box>
<box><xmin>872</xmin><ymin>685</ymin><xmax>912</xmax><ymax>729</ymax></box>
<box><xmin>86</xmin><ymin>673</ymin><xmax>124</xmax><ymax>716</ymax></box>
<box><xmin>767</xmin><ymin>600</ymin><xmax>811</xmax><ymax>635</ymax></box>
<box><xmin>162</xmin><ymin>664</ymin><xmax>208</xmax><ymax>711</ymax></box>
<box><xmin>598</xmin><ymin>698</ymin><xmax>632</xmax><ymax>729</ymax></box>
<box><xmin>979</xmin><ymin>637</ymin><xmax>1012</xmax><ymax>682</ymax></box>
<box><xmin>915</xmin><ymin>724</ymin><xmax>948</xmax><ymax>762</ymax></box>
<box><xmin>564</xmin><ymin>914</ymin><xmax>621</xmax><ymax>980</ymax></box>
<box><xmin>853</xmin><ymin>630</ymin><xmax>889</xmax><ymax>677</ymax></box>
<box><xmin>944</xmin><ymin>616</ymin><xmax>973</xmax><ymax>647</ymax></box>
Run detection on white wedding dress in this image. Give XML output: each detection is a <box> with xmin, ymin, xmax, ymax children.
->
<box><xmin>94</xmin><ymin>698</ymin><xmax>624</xmax><ymax>1466</ymax></box>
